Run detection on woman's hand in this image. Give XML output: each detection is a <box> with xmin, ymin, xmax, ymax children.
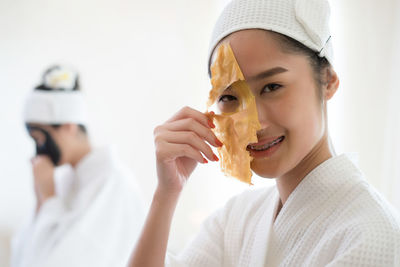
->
<box><xmin>128</xmin><ymin>106</ymin><xmax>222</xmax><ymax>267</ymax></box>
<box><xmin>31</xmin><ymin>155</ymin><xmax>55</xmax><ymax>212</ymax></box>
<box><xmin>154</xmin><ymin>106</ymin><xmax>222</xmax><ymax>194</ymax></box>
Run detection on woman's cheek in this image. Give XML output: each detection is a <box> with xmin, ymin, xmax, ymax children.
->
<box><xmin>297</xmin><ymin>102</ymin><xmax>323</xmax><ymax>152</ymax></box>
<box><xmin>276</xmin><ymin>96</ymin><xmax>300</xmax><ymax>131</ymax></box>
<box><xmin>280</xmin><ymin>95</ymin><xmax>318</xmax><ymax>149</ymax></box>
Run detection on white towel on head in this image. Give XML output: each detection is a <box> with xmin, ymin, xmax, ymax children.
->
<box><xmin>23</xmin><ymin>90</ymin><xmax>88</xmax><ymax>125</ymax></box>
<box><xmin>208</xmin><ymin>0</ymin><xmax>333</xmax><ymax>68</ymax></box>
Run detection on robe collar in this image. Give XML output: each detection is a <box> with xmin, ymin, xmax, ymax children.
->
<box><xmin>274</xmin><ymin>153</ymin><xmax>363</xmax><ymax>229</ymax></box>
<box><xmin>250</xmin><ymin>153</ymin><xmax>363</xmax><ymax>267</ymax></box>
<box><xmin>74</xmin><ymin>146</ymin><xmax>117</xmax><ymax>188</ymax></box>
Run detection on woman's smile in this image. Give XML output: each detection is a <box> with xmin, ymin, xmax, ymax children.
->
<box><xmin>247</xmin><ymin>135</ymin><xmax>285</xmax><ymax>158</ymax></box>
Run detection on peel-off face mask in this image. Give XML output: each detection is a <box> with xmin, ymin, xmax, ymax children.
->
<box><xmin>26</xmin><ymin>125</ymin><xmax>62</xmax><ymax>166</ymax></box>
<box><xmin>207</xmin><ymin>43</ymin><xmax>261</xmax><ymax>184</ymax></box>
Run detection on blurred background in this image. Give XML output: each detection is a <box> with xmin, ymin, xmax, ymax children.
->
<box><xmin>1</xmin><ymin>0</ymin><xmax>399</xmax><ymax>266</ymax></box>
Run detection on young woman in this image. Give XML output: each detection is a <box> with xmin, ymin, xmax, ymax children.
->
<box><xmin>129</xmin><ymin>0</ymin><xmax>400</xmax><ymax>266</ymax></box>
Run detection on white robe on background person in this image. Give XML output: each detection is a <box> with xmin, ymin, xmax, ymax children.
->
<box><xmin>11</xmin><ymin>146</ymin><xmax>146</xmax><ymax>267</ymax></box>
<box><xmin>166</xmin><ymin>154</ymin><xmax>400</xmax><ymax>267</ymax></box>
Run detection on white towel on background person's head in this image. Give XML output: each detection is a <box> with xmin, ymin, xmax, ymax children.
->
<box><xmin>23</xmin><ymin>65</ymin><xmax>88</xmax><ymax>125</ymax></box>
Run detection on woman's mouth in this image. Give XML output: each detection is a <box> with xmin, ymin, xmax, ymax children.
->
<box><xmin>247</xmin><ymin>136</ymin><xmax>285</xmax><ymax>158</ymax></box>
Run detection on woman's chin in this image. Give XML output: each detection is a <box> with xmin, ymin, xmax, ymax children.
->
<box><xmin>250</xmin><ymin>160</ymin><xmax>283</xmax><ymax>179</ymax></box>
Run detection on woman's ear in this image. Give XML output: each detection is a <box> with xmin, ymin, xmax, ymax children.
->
<box><xmin>323</xmin><ymin>67</ymin><xmax>339</xmax><ymax>100</ymax></box>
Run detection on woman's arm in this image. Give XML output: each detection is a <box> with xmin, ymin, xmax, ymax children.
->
<box><xmin>128</xmin><ymin>107</ymin><xmax>221</xmax><ymax>267</ymax></box>
<box><xmin>128</xmin><ymin>188</ymin><xmax>180</xmax><ymax>267</ymax></box>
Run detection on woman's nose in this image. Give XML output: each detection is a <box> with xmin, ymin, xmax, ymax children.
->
<box><xmin>255</xmin><ymin>99</ymin><xmax>270</xmax><ymax>130</ymax></box>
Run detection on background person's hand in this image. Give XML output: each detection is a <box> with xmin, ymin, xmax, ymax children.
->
<box><xmin>31</xmin><ymin>155</ymin><xmax>55</xmax><ymax>212</ymax></box>
<box><xmin>153</xmin><ymin>106</ymin><xmax>222</xmax><ymax>195</ymax></box>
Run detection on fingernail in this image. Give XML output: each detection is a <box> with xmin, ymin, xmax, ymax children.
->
<box><xmin>210</xmin><ymin>111</ymin><xmax>215</xmax><ymax>115</ymax></box>
<box><xmin>208</xmin><ymin>120</ymin><xmax>216</xmax><ymax>129</ymax></box>
<box><xmin>203</xmin><ymin>158</ymin><xmax>208</xmax><ymax>164</ymax></box>
<box><xmin>215</xmin><ymin>138</ymin><xmax>223</xmax><ymax>147</ymax></box>
<box><xmin>213</xmin><ymin>154</ymin><xmax>219</xmax><ymax>161</ymax></box>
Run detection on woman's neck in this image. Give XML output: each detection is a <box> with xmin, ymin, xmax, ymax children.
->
<box><xmin>70</xmin><ymin>139</ymin><xmax>92</xmax><ymax>167</ymax></box>
<box><xmin>275</xmin><ymin>133</ymin><xmax>334</xmax><ymax>209</ymax></box>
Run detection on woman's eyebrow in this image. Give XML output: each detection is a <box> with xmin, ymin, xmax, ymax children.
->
<box><xmin>247</xmin><ymin>67</ymin><xmax>288</xmax><ymax>81</ymax></box>
<box><xmin>223</xmin><ymin>85</ymin><xmax>235</xmax><ymax>93</ymax></box>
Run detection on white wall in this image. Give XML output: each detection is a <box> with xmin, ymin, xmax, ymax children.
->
<box><xmin>329</xmin><ymin>0</ymin><xmax>400</xmax><ymax>199</ymax></box>
<box><xmin>1</xmin><ymin>0</ymin><xmax>399</xmax><ymax>266</ymax></box>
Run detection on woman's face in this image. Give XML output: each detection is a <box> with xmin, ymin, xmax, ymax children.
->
<box><xmin>27</xmin><ymin>124</ymin><xmax>71</xmax><ymax>166</ymax></box>
<box><xmin>214</xmin><ymin>29</ymin><xmax>328</xmax><ymax>178</ymax></box>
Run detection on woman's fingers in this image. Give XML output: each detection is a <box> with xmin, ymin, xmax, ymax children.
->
<box><xmin>156</xmin><ymin>142</ymin><xmax>207</xmax><ymax>164</ymax></box>
<box><xmin>153</xmin><ymin>107</ymin><xmax>221</xmax><ymax>193</ymax></box>
<box><xmin>159</xmin><ymin>131</ymin><xmax>218</xmax><ymax>162</ymax></box>
<box><xmin>166</xmin><ymin>106</ymin><xmax>213</xmax><ymax>129</ymax></box>
<box><xmin>163</xmin><ymin>118</ymin><xmax>222</xmax><ymax>148</ymax></box>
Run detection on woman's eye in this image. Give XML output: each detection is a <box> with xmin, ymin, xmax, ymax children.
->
<box><xmin>217</xmin><ymin>94</ymin><xmax>239</xmax><ymax>113</ymax></box>
<box><xmin>262</xmin><ymin>83</ymin><xmax>282</xmax><ymax>93</ymax></box>
<box><xmin>218</xmin><ymin>95</ymin><xmax>238</xmax><ymax>102</ymax></box>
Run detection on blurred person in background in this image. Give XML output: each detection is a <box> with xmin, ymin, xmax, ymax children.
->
<box><xmin>11</xmin><ymin>65</ymin><xmax>145</xmax><ymax>267</ymax></box>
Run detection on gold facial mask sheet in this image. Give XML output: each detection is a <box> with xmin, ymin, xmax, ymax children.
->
<box><xmin>207</xmin><ymin>43</ymin><xmax>261</xmax><ymax>184</ymax></box>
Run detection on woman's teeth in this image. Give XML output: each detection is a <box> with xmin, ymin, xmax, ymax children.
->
<box><xmin>248</xmin><ymin>136</ymin><xmax>284</xmax><ymax>151</ymax></box>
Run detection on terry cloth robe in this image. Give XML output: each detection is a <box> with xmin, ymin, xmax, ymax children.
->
<box><xmin>166</xmin><ymin>154</ymin><xmax>400</xmax><ymax>267</ymax></box>
<box><xmin>11</xmin><ymin>146</ymin><xmax>146</xmax><ymax>267</ymax></box>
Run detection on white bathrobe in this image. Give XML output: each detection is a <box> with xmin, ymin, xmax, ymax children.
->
<box><xmin>167</xmin><ymin>154</ymin><xmax>400</xmax><ymax>266</ymax></box>
<box><xmin>11</xmin><ymin>147</ymin><xmax>145</xmax><ymax>267</ymax></box>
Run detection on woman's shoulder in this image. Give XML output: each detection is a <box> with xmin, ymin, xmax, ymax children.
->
<box><xmin>214</xmin><ymin>185</ymin><xmax>278</xmax><ymax>225</ymax></box>
<box><xmin>329</xmin><ymin>178</ymin><xmax>400</xmax><ymax>247</ymax></box>
<box><xmin>345</xmin><ymin>182</ymin><xmax>400</xmax><ymax>229</ymax></box>
<box><xmin>321</xmin><ymin>153</ymin><xmax>400</xmax><ymax>231</ymax></box>
<box><xmin>328</xmin><ymin>185</ymin><xmax>400</xmax><ymax>265</ymax></box>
